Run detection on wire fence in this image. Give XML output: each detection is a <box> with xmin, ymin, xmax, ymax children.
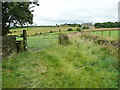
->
<box><xmin>83</xmin><ymin>29</ymin><xmax>119</xmax><ymax>39</ymax></box>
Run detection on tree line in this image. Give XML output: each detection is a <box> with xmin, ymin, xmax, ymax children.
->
<box><xmin>95</xmin><ymin>22</ymin><xmax>120</xmax><ymax>28</ymax></box>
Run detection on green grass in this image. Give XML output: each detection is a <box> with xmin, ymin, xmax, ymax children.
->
<box><xmin>9</xmin><ymin>27</ymin><xmax>77</xmax><ymax>36</ymax></box>
<box><xmin>3</xmin><ymin>35</ymin><xmax>118</xmax><ymax>88</ymax></box>
<box><xmin>90</xmin><ymin>30</ymin><xmax>118</xmax><ymax>40</ymax></box>
<box><xmin>16</xmin><ymin>31</ymin><xmax>78</xmax><ymax>51</ymax></box>
<box><xmin>9</xmin><ymin>27</ymin><xmax>118</xmax><ymax>39</ymax></box>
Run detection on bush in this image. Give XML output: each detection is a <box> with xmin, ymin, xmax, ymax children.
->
<box><xmin>83</xmin><ymin>26</ymin><xmax>89</xmax><ymax>29</ymax></box>
<box><xmin>20</xmin><ymin>33</ymin><xmax>23</xmax><ymax>37</ymax></box>
<box><xmin>67</xmin><ymin>28</ymin><xmax>73</xmax><ymax>31</ymax></box>
<box><xmin>76</xmin><ymin>28</ymin><xmax>81</xmax><ymax>32</ymax></box>
<box><xmin>50</xmin><ymin>31</ymin><xmax>53</xmax><ymax>33</ymax></box>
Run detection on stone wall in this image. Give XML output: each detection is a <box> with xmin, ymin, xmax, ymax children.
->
<box><xmin>2</xmin><ymin>35</ymin><xmax>17</xmax><ymax>57</ymax></box>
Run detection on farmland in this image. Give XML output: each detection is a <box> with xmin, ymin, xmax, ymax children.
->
<box><xmin>9</xmin><ymin>27</ymin><xmax>119</xmax><ymax>39</ymax></box>
<box><xmin>89</xmin><ymin>30</ymin><xmax>118</xmax><ymax>39</ymax></box>
<box><xmin>2</xmin><ymin>27</ymin><xmax>119</xmax><ymax>88</ymax></box>
<box><xmin>10</xmin><ymin>27</ymin><xmax>77</xmax><ymax>36</ymax></box>
<box><xmin>2</xmin><ymin>0</ymin><xmax>119</xmax><ymax>88</ymax></box>
<box><xmin>3</xmin><ymin>35</ymin><xmax>118</xmax><ymax>88</ymax></box>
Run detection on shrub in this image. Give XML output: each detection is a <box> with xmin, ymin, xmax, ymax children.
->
<box><xmin>67</xmin><ymin>28</ymin><xmax>73</xmax><ymax>31</ymax></box>
<box><xmin>76</xmin><ymin>28</ymin><xmax>81</xmax><ymax>32</ymax></box>
<box><xmin>20</xmin><ymin>33</ymin><xmax>23</xmax><ymax>37</ymax></box>
<box><xmin>83</xmin><ymin>26</ymin><xmax>89</xmax><ymax>29</ymax></box>
<box><xmin>50</xmin><ymin>31</ymin><xmax>53</xmax><ymax>33</ymax></box>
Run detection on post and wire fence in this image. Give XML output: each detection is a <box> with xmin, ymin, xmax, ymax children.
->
<box><xmin>83</xmin><ymin>29</ymin><xmax>119</xmax><ymax>38</ymax></box>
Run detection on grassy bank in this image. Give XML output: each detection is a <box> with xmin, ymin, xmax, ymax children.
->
<box><xmin>3</xmin><ymin>35</ymin><xmax>118</xmax><ymax>88</ymax></box>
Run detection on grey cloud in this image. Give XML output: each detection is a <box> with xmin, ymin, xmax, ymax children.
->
<box><xmin>33</xmin><ymin>0</ymin><xmax>119</xmax><ymax>25</ymax></box>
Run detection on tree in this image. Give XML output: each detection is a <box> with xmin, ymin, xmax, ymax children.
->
<box><xmin>95</xmin><ymin>22</ymin><xmax>120</xmax><ymax>28</ymax></box>
<box><xmin>83</xmin><ymin>26</ymin><xmax>89</xmax><ymax>29</ymax></box>
<box><xmin>76</xmin><ymin>27</ymin><xmax>81</xmax><ymax>32</ymax></box>
<box><xmin>2</xmin><ymin>2</ymin><xmax>39</xmax><ymax>36</ymax></box>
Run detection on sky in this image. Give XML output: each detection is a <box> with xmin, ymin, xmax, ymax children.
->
<box><xmin>32</xmin><ymin>0</ymin><xmax>120</xmax><ymax>26</ymax></box>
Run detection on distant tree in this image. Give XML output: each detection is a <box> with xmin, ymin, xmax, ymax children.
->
<box><xmin>76</xmin><ymin>28</ymin><xmax>81</xmax><ymax>32</ymax></box>
<box><xmin>95</xmin><ymin>22</ymin><xmax>120</xmax><ymax>28</ymax></box>
<box><xmin>2</xmin><ymin>2</ymin><xmax>39</xmax><ymax>36</ymax></box>
<box><xmin>78</xmin><ymin>24</ymin><xmax>81</xmax><ymax>28</ymax></box>
<box><xmin>83</xmin><ymin>26</ymin><xmax>89</xmax><ymax>29</ymax></box>
<box><xmin>50</xmin><ymin>31</ymin><xmax>53</xmax><ymax>33</ymax></box>
<box><xmin>67</xmin><ymin>28</ymin><xmax>73</xmax><ymax>31</ymax></box>
<box><xmin>95</xmin><ymin>23</ymin><xmax>100</xmax><ymax>28</ymax></box>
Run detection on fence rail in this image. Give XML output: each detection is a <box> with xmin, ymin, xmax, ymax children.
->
<box><xmin>83</xmin><ymin>29</ymin><xmax>120</xmax><ymax>32</ymax></box>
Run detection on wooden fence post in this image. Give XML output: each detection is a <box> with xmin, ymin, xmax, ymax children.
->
<box><xmin>23</xmin><ymin>30</ymin><xmax>27</xmax><ymax>51</ymax></box>
<box><xmin>101</xmin><ymin>31</ymin><xmax>103</xmax><ymax>36</ymax></box>
<box><xmin>109</xmin><ymin>30</ymin><xmax>111</xmax><ymax>37</ymax></box>
<box><xmin>59</xmin><ymin>29</ymin><xmax>61</xmax><ymax>32</ymax></box>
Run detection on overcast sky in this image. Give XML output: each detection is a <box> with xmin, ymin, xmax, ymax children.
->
<box><xmin>32</xmin><ymin>0</ymin><xmax>120</xmax><ymax>25</ymax></box>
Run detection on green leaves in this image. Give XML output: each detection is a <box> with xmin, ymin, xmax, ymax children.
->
<box><xmin>2</xmin><ymin>2</ymin><xmax>39</xmax><ymax>35</ymax></box>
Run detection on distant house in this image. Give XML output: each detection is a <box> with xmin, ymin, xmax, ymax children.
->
<box><xmin>81</xmin><ymin>23</ymin><xmax>95</xmax><ymax>29</ymax></box>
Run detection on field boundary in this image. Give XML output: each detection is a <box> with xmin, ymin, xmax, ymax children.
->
<box><xmin>83</xmin><ymin>28</ymin><xmax>120</xmax><ymax>32</ymax></box>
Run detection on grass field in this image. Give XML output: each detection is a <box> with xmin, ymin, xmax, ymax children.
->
<box><xmin>10</xmin><ymin>27</ymin><xmax>77</xmax><ymax>36</ymax></box>
<box><xmin>3</xmin><ymin>34</ymin><xmax>118</xmax><ymax>88</ymax></box>
<box><xmin>10</xmin><ymin>27</ymin><xmax>118</xmax><ymax>40</ymax></box>
<box><xmin>16</xmin><ymin>31</ymin><xmax>78</xmax><ymax>51</ymax></box>
<box><xmin>89</xmin><ymin>30</ymin><xmax>118</xmax><ymax>39</ymax></box>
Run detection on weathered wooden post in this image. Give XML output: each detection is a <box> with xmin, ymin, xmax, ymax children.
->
<box><xmin>59</xmin><ymin>29</ymin><xmax>61</xmax><ymax>32</ymax></box>
<box><xmin>101</xmin><ymin>31</ymin><xmax>104</xmax><ymax>36</ymax></box>
<box><xmin>23</xmin><ymin>30</ymin><xmax>27</xmax><ymax>51</ymax></box>
<box><xmin>58</xmin><ymin>29</ymin><xmax>61</xmax><ymax>44</ymax></box>
<box><xmin>109</xmin><ymin>30</ymin><xmax>111</xmax><ymax>37</ymax></box>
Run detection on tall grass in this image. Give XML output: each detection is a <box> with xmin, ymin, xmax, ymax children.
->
<box><xmin>2</xmin><ymin>35</ymin><xmax>118</xmax><ymax>88</ymax></box>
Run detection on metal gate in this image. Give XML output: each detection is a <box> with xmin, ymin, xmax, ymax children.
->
<box><xmin>27</xmin><ymin>35</ymin><xmax>58</xmax><ymax>51</ymax></box>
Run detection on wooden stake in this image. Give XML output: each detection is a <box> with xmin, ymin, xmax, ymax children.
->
<box><xmin>23</xmin><ymin>30</ymin><xmax>27</xmax><ymax>51</ymax></box>
<box><xmin>101</xmin><ymin>31</ymin><xmax>103</xmax><ymax>36</ymax></box>
<box><xmin>59</xmin><ymin>29</ymin><xmax>61</xmax><ymax>32</ymax></box>
<box><xmin>109</xmin><ymin>30</ymin><xmax>111</xmax><ymax>37</ymax></box>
